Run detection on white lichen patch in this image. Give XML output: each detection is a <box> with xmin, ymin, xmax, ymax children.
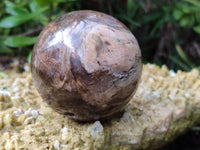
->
<box><xmin>169</xmin><ymin>70</ymin><xmax>176</xmax><ymax>77</ymax></box>
<box><xmin>54</xmin><ymin>140</ymin><xmax>60</xmax><ymax>149</ymax></box>
<box><xmin>0</xmin><ymin>90</ymin><xmax>11</xmax><ymax>102</ymax></box>
<box><xmin>0</xmin><ymin>117</ymin><xmax>3</xmax><ymax>129</ymax></box>
<box><xmin>31</xmin><ymin>110</ymin><xmax>38</xmax><ymax>118</ymax></box>
<box><xmin>3</xmin><ymin>114</ymin><xmax>12</xmax><ymax>126</ymax></box>
<box><xmin>24</xmin><ymin>108</ymin><xmax>32</xmax><ymax>116</ymax></box>
<box><xmin>12</xmin><ymin>87</ymin><xmax>19</xmax><ymax>93</ymax></box>
<box><xmin>62</xmin><ymin>126</ymin><xmax>68</xmax><ymax>135</ymax></box>
<box><xmin>184</xmin><ymin>93</ymin><xmax>190</xmax><ymax>98</ymax></box>
<box><xmin>121</xmin><ymin>112</ymin><xmax>135</xmax><ymax>124</ymax></box>
<box><xmin>24</xmin><ymin>64</ymin><xmax>30</xmax><ymax>72</ymax></box>
<box><xmin>37</xmin><ymin>115</ymin><xmax>45</xmax><ymax>121</ymax></box>
<box><xmin>128</xmin><ymin>136</ymin><xmax>141</xmax><ymax>145</ymax></box>
<box><xmin>13</xmin><ymin>109</ymin><xmax>23</xmax><ymax>117</ymax></box>
<box><xmin>149</xmin><ymin>77</ymin><xmax>154</xmax><ymax>82</ymax></box>
<box><xmin>0</xmin><ymin>90</ymin><xmax>11</xmax><ymax>97</ymax></box>
<box><xmin>88</xmin><ymin>121</ymin><xmax>103</xmax><ymax>140</ymax></box>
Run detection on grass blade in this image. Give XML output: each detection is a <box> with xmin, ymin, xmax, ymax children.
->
<box><xmin>185</xmin><ymin>0</ymin><xmax>200</xmax><ymax>7</ymax></box>
<box><xmin>169</xmin><ymin>55</ymin><xmax>191</xmax><ymax>71</ymax></box>
<box><xmin>175</xmin><ymin>44</ymin><xmax>194</xmax><ymax>68</ymax></box>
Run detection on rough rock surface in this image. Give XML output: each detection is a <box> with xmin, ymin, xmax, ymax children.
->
<box><xmin>0</xmin><ymin>63</ymin><xmax>200</xmax><ymax>150</ymax></box>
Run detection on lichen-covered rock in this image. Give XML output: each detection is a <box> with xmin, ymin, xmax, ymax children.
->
<box><xmin>0</xmin><ymin>64</ymin><xmax>200</xmax><ymax>150</ymax></box>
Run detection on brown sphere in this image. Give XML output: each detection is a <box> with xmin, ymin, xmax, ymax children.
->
<box><xmin>31</xmin><ymin>10</ymin><xmax>142</xmax><ymax>121</ymax></box>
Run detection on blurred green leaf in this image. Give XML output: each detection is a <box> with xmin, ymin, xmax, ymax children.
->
<box><xmin>29</xmin><ymin>0</ymin><xmax>42</xmax><ymax>12</ymax></box>
<box><xmin>169</xmin><ymin>55</ymin><xmax>191</xmax><ymax>71</ymax></box>
<box><xmin>65</xmin><ymin>0</ymin><xmax>78</xmax><ymax>1</ymax></box>
<box><xmin>117</xmin><ymin>14</ymin><xmax>140</xmax><ymax>27</ymax></box>
<box><xmin>4</xmin><ymin>36</ymin><xmax>37</xmax><ymax>47</ymax></box>
<box><xmin>175</xmin><ymin>44</ymin><xmax>194</xmax><ymax>68</ymax></box>
<box><xmin>27</xmin><ymin>51</ymin><xmax>32</xmax><ymax>63</ymax></box>
<box><xmin>0</xmin><ymin>36</ymin><xmax>12</xmax><ymax>53</ymax></box>
<box><xmin>127</xmin><ymin>0</ymin><xmax>135</xmax><ymax>10</ymax></box>
<box><xmin>151</xmin><ymin>17</ymin><xmax>168</xmax><ymax>35</ymax></box>
<box><xmin>0</xmin><ymin>72</ymin><xmax>7</xmax><ymax>78</ymax></box>
<box><xmin>0</xmin><ymin>46</ymin><xmax>13</xmax><ymax>53</ymax></box>
<box><xmin>185</xmin><ymin>0</ymin><xmax>200</xmax><ymax>8</ymax></box>
<box><xmin>5</xmin><ymin>2</ymin><xmax>29</xmax><ymax>15</ymax></box>
<box><xmin>140</xmin><ymin>13</ymin><xmax>161</xmax><ymax>24</ymax></box>
<box><xmin>127</xmin><ymin>1</ymin><xmax>139</xmax><ymax>18</ymax></box>
<box><xmin>36</xmin><ymin>15</ymin><xmax>49</xmax><ymax>26</ymax></box>
<box><xmin>0</xmin><ymin>14</ymin><xmax>35</xmax><ymax>28</ymax></box>
<box><xmin>193</xmin><ymin>25</ymin><xmax>200</xmax><ymax>34</ymax></box>
<box><xmin>0</xmin><ymin>36</ymin><xmax>5</xmax><ymax>44</ymax></box>
<box><xmin>182</xmin><ymin>4</ymin><xmax>192</xmax><ymax>13</ymax></box>
<box><xmin>55</xmin><ymin>0</ymin><xmax>69</xmax><ymax>2</ymax></box>
<box><xmin>0</xmin><ymin>5</ymin><xmax>49</xmax><ymax>28</ymax></box>
<box><xmin>29</xmin><ymin>1</ymin><xmax>49</xmax><ymax>25</ymax></box>
<box><xmin>173</xmin><ymin>10</ymin><xmax>183</xmax><ymax>20</ymax></box>
<box><xmin>179</xmin><ymin>17</ymin><xmax>192</xmax><ymax>27</ymax></box>
<box><xmin>195</xmin><ymin>13</ymin><xmax>200</xmax><ymax>23</ymax></box>
<box><xmin>34</xmin><ymin>0</ymin><xmax>52</xmax><ymax>6</ymax></box>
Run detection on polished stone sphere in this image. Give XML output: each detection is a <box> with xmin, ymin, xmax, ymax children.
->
<box><xmin>31</xmin><ymin>10</ymin><xmax>142</xmax><ymax>121</ymax></box>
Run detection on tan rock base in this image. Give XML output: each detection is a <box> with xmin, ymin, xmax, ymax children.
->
<box><xmin>0</xmin><ymin>64</ymin><xmax>200</xmax><ymax>150</ymax></box>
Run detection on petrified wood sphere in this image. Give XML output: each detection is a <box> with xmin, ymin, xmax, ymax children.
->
<box><xmin>31</xmin><ymin>10</ymin><xmax>142</xmax><ymax>121</ymax></box>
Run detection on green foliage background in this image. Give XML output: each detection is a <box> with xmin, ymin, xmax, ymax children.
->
<box><xmin>0</xmin><ymin>0</ymin><xmax>200</xmax><ymax>71</ymax></box>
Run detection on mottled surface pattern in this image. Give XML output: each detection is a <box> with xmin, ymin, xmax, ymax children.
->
<box><xmin>31</xmin><ymin>10</ymin><xmax>142</xmax><ymax>121</ymax></box>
